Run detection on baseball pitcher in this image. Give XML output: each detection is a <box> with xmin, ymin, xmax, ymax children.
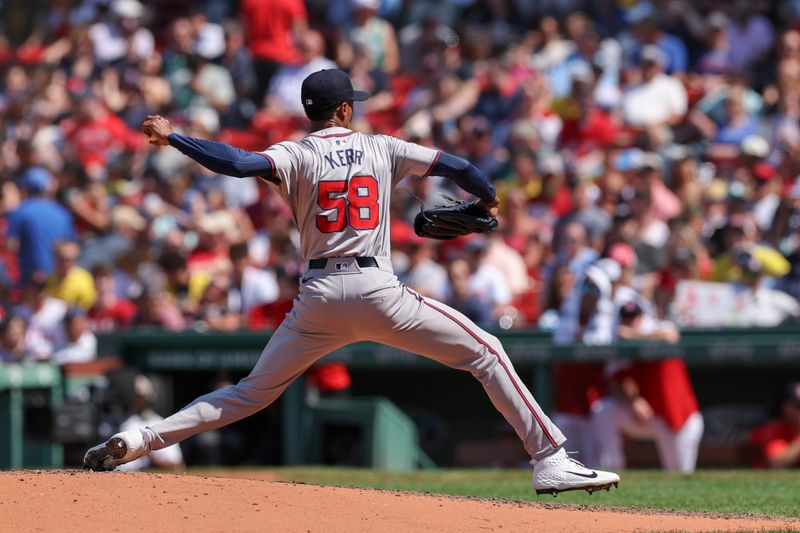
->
<box><xmin>84</xmin><ymin>69</ymin><xmax>619</xmax><ymax>496</ymax></box>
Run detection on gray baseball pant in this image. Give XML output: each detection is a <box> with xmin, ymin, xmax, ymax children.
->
<box><xmin>142</xmin><ymin>257</ymin><xmax>565</xmax><ymax>461</ymax></box>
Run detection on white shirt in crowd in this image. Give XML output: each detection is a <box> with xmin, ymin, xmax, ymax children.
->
<box><xmin>228</xmin><ymin>266</ymin><xmax>279</xmax><ymax>315</ymax></box>
<box><xmin>486</xmin><ymin>239</ymin><xmax>529</xmax><ymax>296</ymax></box>
<box><xmin>22</xmin><ymin>298</ymin><xmax>67</xmax><ymax>360</ymax></box>
<box><xmin>52</xmin><ymin>331</ymin><xmax>98</xmax><ymax>365</ymax></box>
<box><xmin>194</xmin><ymin>21</ymin><xmax>225</xmax><ymax>59</ymax></box>
<box><xmin>469</xmin><ymin>264</ymin><xmax>512</xmax><ymax>309</ymax></box>
<box><xmin>622</xmin><ymin>73</ymin><xmax>687</xmax><ymax>127</ymax></box>
<box><xmin>738</xmin><ymin>286</ymin><xmax>800</xmax><ymax>327</ymax></box>
<box><xmin>89</xmin><ymin>22</ymin><xmax>154</xmax><ymax>65</ymax></box>
<box><xmin>403</xmin><ymin>259</ymin><xmax>449</xmax><ymax>301</ymax></box>
<box><xmin>752</xmin><ymin>193</ymin><xmax>781</xmax><ymax>231</ymax></box>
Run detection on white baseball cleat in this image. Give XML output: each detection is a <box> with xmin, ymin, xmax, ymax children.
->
<box><xmin>533</xmin><ymin>447</ymin><xmax>620</xmax><ymax>496</ymax></box>
<box><xmin>83</xmin><ymin>430</ymin><xmax>149</xmax><ymax>471</ymax></box>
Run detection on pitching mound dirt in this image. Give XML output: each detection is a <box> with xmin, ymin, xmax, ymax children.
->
<box><xmin>1</xmin><ymin>471</ymin><xmax>797</xmax><ymax>532</ymax></box>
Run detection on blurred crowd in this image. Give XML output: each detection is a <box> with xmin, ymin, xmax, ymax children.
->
<box><xmin>2</xmin><ymin>0</ymin><xmax>800</xmax><ymax>369</ymax></box>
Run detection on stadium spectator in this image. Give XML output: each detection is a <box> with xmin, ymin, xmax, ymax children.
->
<box><xmin>60</xmin><ymin>97</ymin><xmax>143</xmax><ymax>180</ymax></box>
<box><xmin>750</xmin><ymin>382</ymin><xmax>800</xmax><ymax>468</ymax></box>
<box><xmin>514</xmin><ymin>234</ymin><xmax>547</xmax><ymax>325</ymax></box>
<box><xmin>625</xmin><ymin>7</ymin><xmax>688</xmax><ymax>75</ymax></box>
<box><xmin>7</xmin><ymin>168</ymin><xmax>76</xmax><ymax>284</ymax></box>
<box><xmin>0</xmin><ymin>0</ymin><xmax>798</xmax><ymax>343</ymax></box>
<box><xmin>555</xmin><ymin>183</ymin><xmax>613</xmax><ymax>250</ymax></box>
<box><xmin>228</xmin><ymin>242</ymin><xmax>278</xmax><ymax>317</ymax></box>
<box><xmin>52</xmin><ymin>307</ymin><xmax>97</xmax><ymax>365</ymax></box>
<box><xmin>621</xmin><ymin>45</ymin><xmax>687</xmax><ymax>147</ymax></box>
<box><xmin>88</xmin><ymin>263</ymin><xmax>137</xmax><ymax>333</ymax></box>
<box><xmin>158</xmin><ymin>249</ymin><xmax>210</xmax><ymax>319</ymax></box>
<box><xmin>458</xmin><ymin>236</ymin><xmax>512</xmax><ymax>324</ymax></box>
<box><xmin>13</xmin><ymin>272</ymin><xmax>67</xmax><ymax>360</ymax></box>
<box><xmin>182</xmin><ymin>53</ymin><xmax>236</xmax><ymax>123</ymax></box>
<box><xmin>196</xmin><ymin>276</ymin><xmax>241</xmax><ymax>332</ymax></box>
<box><xmin>88</xmin><ymin>0</ymin><xmax>154</xmax><ymax>66</ymax></box>
<box><xmin>220</xmin><ymin>20</ymin><xmax>258</xmax><ymax>127</ymax></box>
<box><xmin>240</xmin><ymin>0</ymin><xmax>308</xmax><ymax>101</ymax></box>
<box><xmin>697</xmin><ymin>12</ymin><xmax>734</xmax><ymax>76</ymax></box>
<box><xmin>0</xmin><ymin>316</ymin><xmax>31</xmax><ymax>363</ymax></box>
<box><xmin>445</xmin><ymin>257</ymin><xmax>492</xmax><ymax>327</ymax></box>
<box><xmin>247</xmin><ymin>267</ymin><xmax>298</xmax><ymax>330</ymax></box>
<box><xmin>711</xmin><ymin>89</ymin><xmax>761</xmax><ymax>148</ymax></box>
<box><xmin>539</xmin><ymin>264</ymin><xmax>574</xmax><ymax>332</ymax></box>
<box><xmin>728</xmin><ymin>249</ymin><xmax>800</xmax><ymax>327</ymax></box>
<box><xmin>399</xmin><ymin>238</ymin><xmax>448</xmax><ymax>301</ymax></box>
<box><xmin>483</xmin><ymin>233</ymin><xmax>528</xmax><ymax>301</ymax></box>
<box><xmin>499</xmin><ymin>188</ymin><xmax>538</xmax><ymax>255</ymax></box>
<box><xmin>556</xmin><ymin>65</ymin><xmax>621</xmax><ymax>155</ymax></box>
<box><xmin>340</xmin><ymin>0</ymin><xmax>400</xmax><ymax>75</ymax></box>
<box><xmin>48</xmin><ymin>241</ymin><xmax>97</xmax><ymax>310</ymax></box>
<box><xmin>134</xmin><ymin>285</ymin><xmax>186</xmax><ymax>331</ymax></box>
<box><xmin>551</xmin><ymin>221</ymin><xmax>598</xmax><ymax>282</ymax></box>
<box><xmin>79</xmin><ymin>203</ymin><xmax>145</xmax><ymax>272</ymax></box>
<box><xmin>267</xmin><ymin>30</ymin><xmax>337</xmax><ymax>118</ymax></box>
<box><xmin>726</xmin><ymin>0</ymin><xmax>776</xmax><ymax>75</ymax></box>
<box><xmin>187</xmin><ymin>7</ymin><xmax>225</xmax><ymax>61</ymax></box>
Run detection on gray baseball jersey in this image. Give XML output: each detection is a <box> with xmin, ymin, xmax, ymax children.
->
<box><xmin>262</xmin><ymin>126</ymin><xmax>439</xmax><ymax>260</ymax></box>
<box><xmin>140</xmin><ymin>127</ymin><xmax>565</xmax><ymax>463</ymax></box>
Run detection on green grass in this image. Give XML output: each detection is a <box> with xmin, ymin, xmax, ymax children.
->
<box><xmin>253</xmin><ymin>468</ymin><xmax>800</xmax><ymax>519</ymax></box>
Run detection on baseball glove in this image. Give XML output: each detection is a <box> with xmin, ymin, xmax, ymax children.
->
<box><xmin>413</xmin><ymin>196</ymin><xmax>498</xmax><ymax>240</ymax></box>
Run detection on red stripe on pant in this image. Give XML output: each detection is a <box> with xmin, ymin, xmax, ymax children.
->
<box><xmin>405</xmin><ymin>288</ymin><xmax>559</xmax><ymax>449</ymax></box>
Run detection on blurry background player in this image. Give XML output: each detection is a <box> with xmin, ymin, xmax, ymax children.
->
<box><xmin>551</xmin><ymin>261</ymin><xmax>617</xmax><ymax>468</ymax></box>
<box><xmin>750</xmin><ymin>382</ymin><xmax>800</xmax><ymax>468</ymax></box>
<box><xmin>116</xmin><ymin>374</ymin><xmax>185</xmax><ymax>472</ymax></box>
<box><xmin>592</xmin><ymin>301</ymin><xmax>704</xmax><ymax>474</ymax></box>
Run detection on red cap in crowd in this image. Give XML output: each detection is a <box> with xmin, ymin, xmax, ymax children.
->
<box><xmin>752</xmin><ymin>162</ymin><xmax>776</xmax><ymax>182</ymax></box>
<box><xmin>608</xmin><ymin>242</ymin><xmax>638</xmax><ymax>270</ymax></box>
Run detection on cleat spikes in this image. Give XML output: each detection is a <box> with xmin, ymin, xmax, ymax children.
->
<box><xmin>536</xmin><ymin>482</ymin><xmax>618</xmax><ymax>497</ymax></box>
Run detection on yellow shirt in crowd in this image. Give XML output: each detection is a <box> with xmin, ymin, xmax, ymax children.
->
<box><xmin>48</xmin><ymin>267</ymin><xmax>98</xmax><ymax>310</ymax></box>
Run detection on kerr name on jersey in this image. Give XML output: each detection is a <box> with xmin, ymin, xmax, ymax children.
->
<box><xmin>323</xmin><ymin>148</ymin><xmax>364</xmax><ymax>169</ymax></box>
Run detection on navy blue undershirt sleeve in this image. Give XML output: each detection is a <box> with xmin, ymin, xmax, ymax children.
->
<box><xmin>167</xmin><ymin>133</ymin><xmax>273</xmax><ymax>179</ymax></box>
<box><xmin>431</xmin><ymin>151</ymin><xmax>496</xmax><ymax>203</ymax></box>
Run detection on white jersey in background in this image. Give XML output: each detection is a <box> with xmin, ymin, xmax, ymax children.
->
<box><xmin>262</xmin><ymin>126</ymin><xmax>439</xmax><ymax>260</ymax></box>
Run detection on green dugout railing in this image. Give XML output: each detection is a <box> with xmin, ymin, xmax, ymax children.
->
<box><xmin>0</xmin><ymin>363</ymin><xmax>63</xmax><ymax>469</ymax></box>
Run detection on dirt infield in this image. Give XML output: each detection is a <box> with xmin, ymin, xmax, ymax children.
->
<box><xmin>1</xmin><ymin>471</ymin><xmax>798</xmax><ymax>532</ymax></box>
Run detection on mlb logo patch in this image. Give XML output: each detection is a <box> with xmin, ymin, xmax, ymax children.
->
<box><xmin>305</xmin><ymin>99</ymin><xmax>313</xmax><ymax>105</ymax></box>
<box><xmin>335</xmin><ymin>262</ymin><xmax>350</xmax><ymax>271</ymax></box>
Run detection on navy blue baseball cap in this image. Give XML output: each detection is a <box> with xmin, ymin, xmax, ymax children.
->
<box><xmin>301</xmin><ymin>69</ymin><xmax>369</xmax><ymax>114</ymax></box>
